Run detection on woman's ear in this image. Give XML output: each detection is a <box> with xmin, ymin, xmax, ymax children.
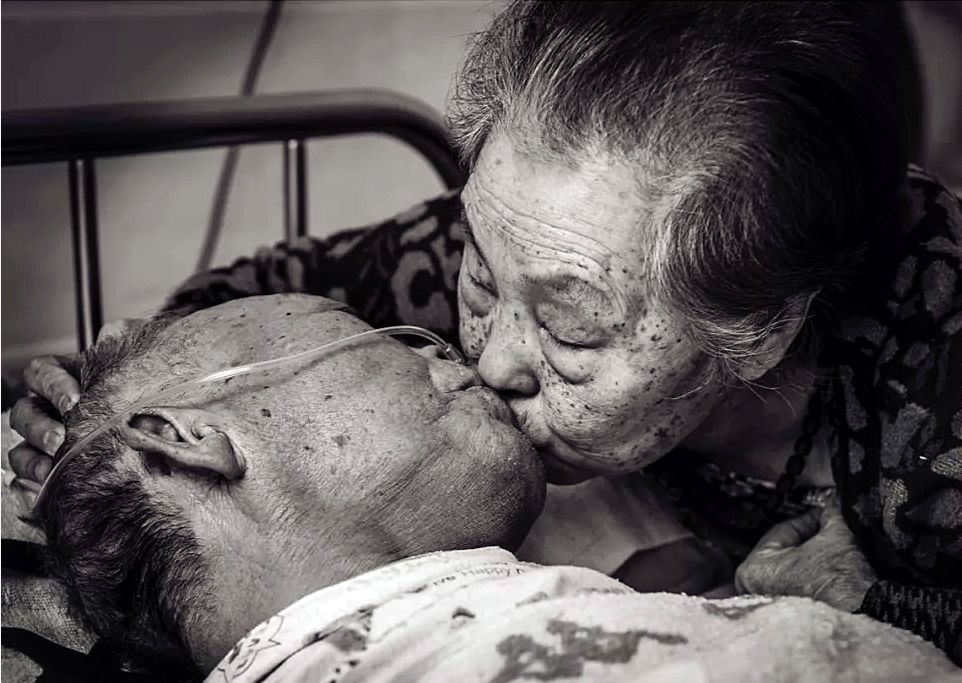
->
<box><xmin>119</xmin><ymin>408</ymin><xmax>246</xmax><ymax>480</ymax></box>
<box><xmin>737</xmin><ymin>292</ymin><xmax>817</xmax><ymax>382</ymax></box>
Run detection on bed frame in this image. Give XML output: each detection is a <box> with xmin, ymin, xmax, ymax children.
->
<box><xmin>2</xmin><ymin>89</ymin><xmax>466</xmax><ymax>350</ymax></box>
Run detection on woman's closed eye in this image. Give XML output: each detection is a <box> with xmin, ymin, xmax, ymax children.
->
<box><xmin>463</xmin><ymin>269</ymin><xmax>497</xmax><ymax>318</ymax></box>
<box><xmin>536</xmin><ymin>318</ymin><xmax>600</xmax><ymax>385</ymax></box>
<box><xmin>468</xmin><ymin>270</ymin><xmax>496</xmax><ymax>297</ymax></box>
<box><xmin>535</xmin><ymin>300</ymin><xmax>607</xmax><ymax>351</ymax></box>
<box><xmin>461</xmin><ymin>242</ymin><xmax>498</xmax><ymax>314</ymax></box>
<box><xmin>537</xmin><ymin>321</ymin><xmax>598</xmax><ymax>351</ymax></box>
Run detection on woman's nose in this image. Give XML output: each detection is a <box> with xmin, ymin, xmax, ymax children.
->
<box><xmin>417</xmin><ymin>344</ymin><xmax>482</xmax><ymax>393</ymax></box>
<box><xmin>476</xmin><ymin>311</ymin><xmax>539</xmax><ymax>397</ymax></box>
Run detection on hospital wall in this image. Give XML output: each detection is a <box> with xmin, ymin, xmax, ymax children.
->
<box><xmin>1</xmin><ymin>0</ymin><xmax>502</xmax><ymax>381</ymax></box>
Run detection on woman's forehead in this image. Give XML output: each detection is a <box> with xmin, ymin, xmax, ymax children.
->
<box><xmin>464</xmin><ymin>139</ymin><xmax>660</xmax><ymax>318</ymax></box>
<box><xmin>465</xmin><ymin>137</ymin><xmax>654</xmax><ymax>261</ymax></box>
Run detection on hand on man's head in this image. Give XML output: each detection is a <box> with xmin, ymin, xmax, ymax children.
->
<box><xmin>8</xmin><ymin>319</ymin><xmax>144</xmax><ymax>498</ymax></box>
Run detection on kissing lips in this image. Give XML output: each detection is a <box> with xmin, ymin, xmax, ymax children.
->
<box><xmin>465</xmin><ymin>384</ymin><xmax>516</xmax><ymax>425</ymax></box>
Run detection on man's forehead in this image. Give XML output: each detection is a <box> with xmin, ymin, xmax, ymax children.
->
<box><xmin>162</xmin><ymin>295</ymin><xmax>361</xmax><ymax>362</ymax></box>
<box><xmin>183</xmin><ymin>295</ymin><xmax>350</xmax><ymax>329</ymax></box>
<box><xmin>191</xmin><ymin>295</ymin><xmax>350</xmax><ymax>320</ymax></box>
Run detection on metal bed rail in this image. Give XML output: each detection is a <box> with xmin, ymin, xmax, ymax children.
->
<box><xmin>2</xmin><ymin>89</ymin><xmax>467</xmax><ymax>350</ymax></box>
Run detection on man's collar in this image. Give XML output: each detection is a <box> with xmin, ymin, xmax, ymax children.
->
<box><xmin>206</xmin><ymin>547</ymin><xmax>517</xmax><ymax>683</ymax></box>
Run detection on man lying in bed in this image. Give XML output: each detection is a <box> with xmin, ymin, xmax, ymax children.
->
<box><xmin>38</xmin><ymin>294</ymin><xmax>956</xmax><ymax>682</ymax></box>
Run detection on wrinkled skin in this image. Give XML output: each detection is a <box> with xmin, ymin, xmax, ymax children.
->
<box><xmin>8</xmin><ymin>320</ymin><xmax>137</xmax><ymax>488</ymax></box>
<box><xmin>54</xmin><ymin>295</ymin><xmax>545</xmax><ymax>668</ymax></box>
<box><xmin>459</xmin><ymin>134</ymin><xmax>729</xmax><ymax>483</ymax></box>
<box><xmin>736</xmin><ymin>500</ymin><xmax>877</xmax><ymax>612</ymax></box>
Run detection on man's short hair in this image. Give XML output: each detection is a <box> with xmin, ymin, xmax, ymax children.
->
<box><xmin>449</xmin><ymin>0</ymin><xmax>922</xmax><ymax>376</ymax></box>
<box><xmin>38</xmin><ymin>319</ymin><xmax>207</xmax><ymax>673</ymax></box>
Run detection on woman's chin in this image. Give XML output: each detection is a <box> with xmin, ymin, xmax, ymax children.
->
<box><xmin>537</xmin><ymin>448</ymin><xmax>597</xmax><ymax>485</ymax></box>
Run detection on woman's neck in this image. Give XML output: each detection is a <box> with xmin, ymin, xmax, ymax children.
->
<box><xmin>681</xmin><ymin>355</ymin><xmax>834</xmax><ymax>486</ymax></box>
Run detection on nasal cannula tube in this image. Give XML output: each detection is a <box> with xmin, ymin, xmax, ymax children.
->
<box><xmin>34</xmin><ymin>326</ymin><xmax>465</xmax><ymax>509</ymax></box>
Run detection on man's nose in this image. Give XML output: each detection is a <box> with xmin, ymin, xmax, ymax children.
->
<box><xmin>476</xmin><ymin>308</ymin><xmax>539</xmax><ymax>397</ymax></box>
<box><xmin>416</xmin><ymin>344</ymin><xmax>482</xmax><ymax>393</ymax></box>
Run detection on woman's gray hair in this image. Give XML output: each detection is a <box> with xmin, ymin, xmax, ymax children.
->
<box><xmin>449</xmin><ymin>0</ymin><xmax>921</xmax><ymax>376</ymax></box>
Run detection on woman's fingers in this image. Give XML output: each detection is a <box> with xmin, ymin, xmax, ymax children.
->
<box><xmin>23</xmin><ymin>355</ymin><xmax>80</xmax><ymax>415</ymax></box>
<box><xmin>9</xmin><ymin>395</ymin><xmax>66</xmax><ymax>456</ymax></box>
<box><xmin>751</xmin><ymin>508</ymin><xmax>821</xmax><ymax>554</ymax></box>
<box><xmin>8</xmin><ymin>442</ymin><xmax>54</xmax><ymax>483</ymax></box>
<box><xmin>819</xmin><ymin>496</ymin><xmax>846</xmax><ymax>526</ymax></box>
<box><xmin>96</xmin><ymin>318</ymin><xmax>135</xmax><ymax>343</ymax></box>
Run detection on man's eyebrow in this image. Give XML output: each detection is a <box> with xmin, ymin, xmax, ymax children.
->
<box><xmin>460</xmin><ymin>207</ymin><xmax>492</xmax><ymax>269</ymax></box>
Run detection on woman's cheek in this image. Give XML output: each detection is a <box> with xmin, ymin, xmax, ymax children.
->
<box><xmin>457</xmin><ymin>291</ymin><xmax>490</xmax><ymax>358</ymax></box>
<box><xmin>539</xmin><ymin>341</ymin><xmax>595</xmax><ymax>385</ymax></box>
<box><xmin>540</xmin><ymin>361</ymin><xmax>652</xmax><ymax>453</ymax></box>
<box><xmin>539</xmin><ymin>369</ymin><xmax>615</xmax><ymax>446</ymax></box>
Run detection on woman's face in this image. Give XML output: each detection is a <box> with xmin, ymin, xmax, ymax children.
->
<box><xmin>458</xmin><ymin>134</ymin><xmax>728</xmax><ymax>483</ymax></box>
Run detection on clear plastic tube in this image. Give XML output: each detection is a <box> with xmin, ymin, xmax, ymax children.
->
<box><xmin>34</xmin><ymin>325</ymin><xmax>464</xmax><ymax>509</ymax></box>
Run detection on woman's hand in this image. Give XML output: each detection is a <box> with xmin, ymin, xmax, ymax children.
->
<box><xmin>8</xmin><ymin>320</ymin><xmax>136</xmax><ymax>493</ymax></box>
<box><xmin>735</xmin><ymin>499</ymin><xmax>877</xmax><ymax>612</ymax></box>
<box><xmin>9</xmin><ymin>354</ymin><xmax>80</xmax><ymax>491</ymax></box>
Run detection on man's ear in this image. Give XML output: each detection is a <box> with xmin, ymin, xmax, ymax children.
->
<box><xmin>119</xmin><ymin>408</ymin><xmax>246</xmax><ymax>480</ymax></box>
<box><xmin>736</xmin><ymin>292</ymin><xmax>817</xmax><ymax>382</ymax></box>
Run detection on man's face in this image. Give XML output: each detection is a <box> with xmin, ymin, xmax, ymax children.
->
<box><xmin>117</xmin><ymin>295</ymin><xmax>544</xmax><ymax>558</ymax></box>
<box><xmin>458</xmin><ymin>133</ymin><xmax>727</xmax><ymax>484</ymax></box>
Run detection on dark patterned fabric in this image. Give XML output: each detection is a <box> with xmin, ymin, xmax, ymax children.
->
<box><xmin>857</xmin><ymin>581</ymin><xmax>962</xmax><ymax>663</ymax></box>
<box><xmin>163</xmin><ymin>190</ymin><xmax>466</xmax><ymax>343</ymax></box>
<box><xmin>823</xmin><ymin>166</ymin><xmax>962</xmax><ymax>592</ymax></box>
<box><xmin>646</xmin><ymin>447</ymin><xmax>839</xmax><ymax>567</ymax></box>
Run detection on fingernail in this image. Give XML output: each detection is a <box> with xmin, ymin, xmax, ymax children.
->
<box><xmin>11</xmin><ymin>477</ymin><xmax>42</xmax><ymax>494</ymax></box>
<box><xmin>44</xmin><ymin>430</ymin><xmax>65</xmax><ymax>455</ymax></box>
<box><xmin>31</xmin><ymin>457</ymin><xmax>53</xmax><ymax>482</ymax></box>
<box><xmin>60</xmin><ymin>395</ymin><xmax>79</xmax><ymax>414</ymax></box>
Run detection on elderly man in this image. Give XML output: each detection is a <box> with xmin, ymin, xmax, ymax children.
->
<box><xmin>34</xmin><ymin>294</ymin><xmax>956</xmax><ymax>682</ymax></box>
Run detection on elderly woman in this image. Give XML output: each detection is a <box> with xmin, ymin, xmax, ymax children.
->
<box><xmin>10</xmin><ymin>0</ymin><xmax>961</xmax><ymax>663</ymax></box>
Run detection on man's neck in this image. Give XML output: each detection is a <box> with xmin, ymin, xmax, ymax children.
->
<box><xmin>191</xmin><ymin>538</ymin><xmax>397</xmax><ymax>672</ymax></box>
<box><xmin>681</xmin><ymin>355</ymin><xmax>832</xmax><ymax>485</ymax></box>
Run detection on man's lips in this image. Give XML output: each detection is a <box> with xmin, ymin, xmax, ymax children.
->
<box><xmin>465</xmin><ymin>384</ymin><xmax>516</xmax><ymax>425</ymax></box>
<box><xmin>463</xmin><ymin>385</ymin><xmax>594</xmax><ymax>484</ymax></box>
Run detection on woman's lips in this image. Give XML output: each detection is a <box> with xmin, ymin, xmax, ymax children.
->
<box><xmin>471</xmin><ymin>389</ymin><xmax>596</xmax><ymax>485</ymax></box>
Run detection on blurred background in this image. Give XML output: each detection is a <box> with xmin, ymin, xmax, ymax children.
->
<box><xmin>2</xmin><ymin>0</ymin><xmax>960</xmax><ymax>385</ymax></box>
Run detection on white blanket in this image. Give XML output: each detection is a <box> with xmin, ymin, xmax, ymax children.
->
<box><xmin>208</xmin><ymin>547</ymin><xmax>959</xmax><ymax>683</ymax></box>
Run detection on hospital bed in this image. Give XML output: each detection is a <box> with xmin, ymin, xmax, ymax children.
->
<box><xmin>2</xmin><ymin>89</ymin><xmax>466</xmax><ymax>350</ymax></box>
<box><xmin>1</xmin><ymin>90</ymin><xmax>465</xmax><ymax>682</ymax></box>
